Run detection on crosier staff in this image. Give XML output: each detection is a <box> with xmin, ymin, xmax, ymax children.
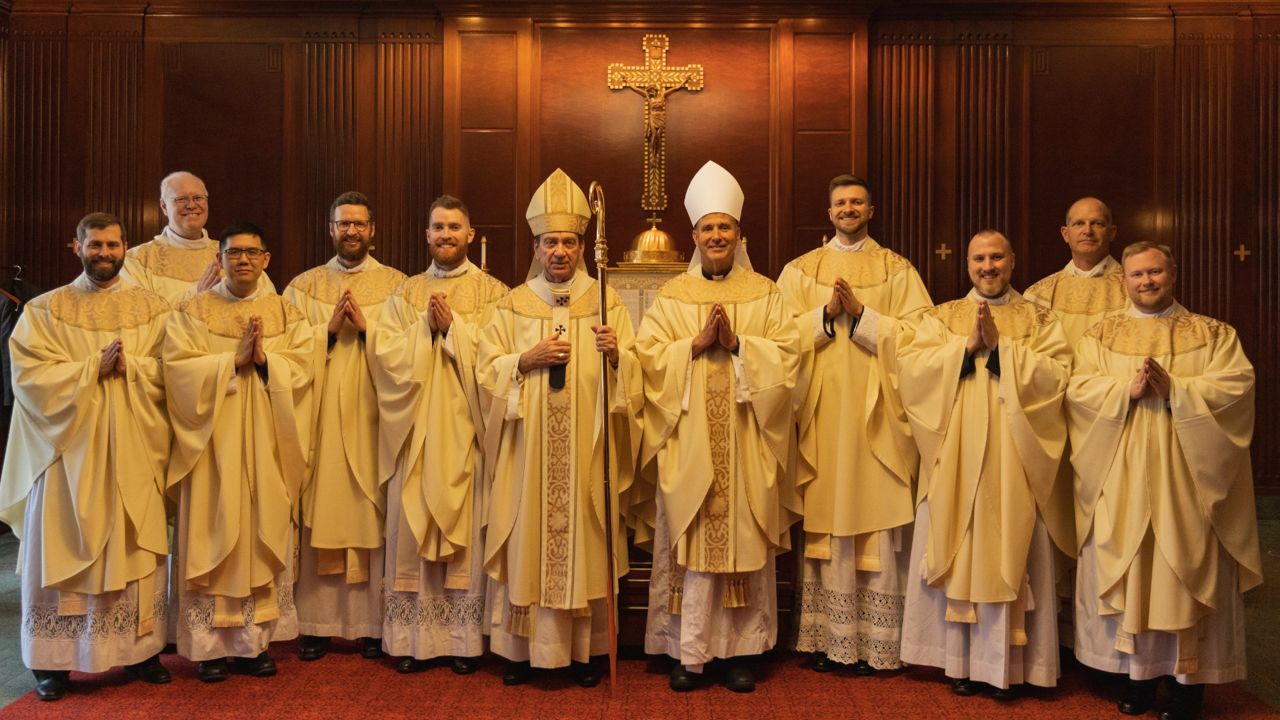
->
<box><xmin>587</xmin><ymin>181</ymin><xmax>619</xmax><ymax>696</ymax></box>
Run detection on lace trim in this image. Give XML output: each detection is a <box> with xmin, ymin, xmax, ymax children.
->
<box><xmin>384</xmin><ymin>593</ymin><xmax>484</xmax><ymax>629</ymax></box>
<box><xmin>180</xmin><ymin>581</ymin><xmax>295</xmax><ymax>631</ymax></box>
<box><xmin>794</xmin><ymin>580</ymin><xmax>905</xmax><ymax>669</ymax></box>
<box><xmin>24</xmin><ymin>592</ymin><xmax>167</xmax><ymax>641</ymax></box>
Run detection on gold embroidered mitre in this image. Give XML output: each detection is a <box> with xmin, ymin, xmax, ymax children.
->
<box><xmin>526</xmin><ymin>168</ymin><xmax>591</xmax><ymax>236</ymax></box>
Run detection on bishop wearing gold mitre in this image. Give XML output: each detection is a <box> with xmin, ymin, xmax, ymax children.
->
<box><xmin>637</xmin><ymin>161</ymin><xmax>801</xmax><ymax>694</ymax></box>
<box><xmin>476</xmin><ymin>169</ymin><xmax>644</xmax><ymax>688</ymax></box>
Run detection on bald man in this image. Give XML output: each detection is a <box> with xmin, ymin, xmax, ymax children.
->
<box><xmin>898</xmin><ymin>230</ymin><xmax>1072</xmax><ymax>699</ymax></box>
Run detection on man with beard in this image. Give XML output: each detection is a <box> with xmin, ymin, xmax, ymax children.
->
<box><xmin>372</xmin><ymin>194</ymin><xmax>507</xmax><ymax>674</ymax></box>
<box><xmin>1068</xmin><ymin>242</ymin><xmax>1260</xmax><ymax>720</ymax></box>
<box><xmin>898</xmin><ymin>230</ymin><xmax>1071</xmax><ymax>699</ymax></box>
<box><xmin>124</xmin><ymin>171</ymin><xmax>274</xmax><ymax>305</ymax></box>
<box><xmin>777</xmin><ymin>175</ymin><xmax>932</xmax><ymax>675</ymax></box>
<box><xmin>284</xmin><ymin>192</ymin><xmax>406</xmax><ymax>662</ymax></box>
<box><xmin>165</xmin><ymin>223</ymin><xmax>313</xmax><ymax>682</ymax></box>
<box><xmin>0</xmin><ymin>213</ymin><xmax>172</xmax><ymax>700</ymax></box>
<box><xmin>637</xmin><ymin>161</ymin><xmax>801</xmax><ymax>693</ymax></box>
<box><xmin>477</xmin><ymin>169</ymin><xmax>643</xmax><ymax>687</ymax></box>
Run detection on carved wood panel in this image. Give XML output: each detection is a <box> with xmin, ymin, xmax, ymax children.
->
<box><xmin>954</xmin><ymin>35</ymin><xmax>1012</xmax><ymax>292</ymax></box>
<box><xmin>871</xmin><ymin>34</ymin><xmax>939</xmax><ymax>292</ymax></box>
<box><xmin>301</xmin><ymin>34</ymin><xmax>359</xmax><ymax>283</ymax></box>
<box><xmin>79</xmin><ymin>23</ymin><xmax>145</xmax><ymax>245</ymax></box>
<box><xmin>1254</xmin><ymin>27</ymin><xmax>1280</xmax><ymax>489</ymax></box>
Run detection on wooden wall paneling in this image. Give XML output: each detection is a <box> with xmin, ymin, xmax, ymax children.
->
<box><xmin>773</xmin><ymin>19</ymin><xmax>795</xmax><ymax>269</ymax></box>
<box><xmin>954</xmin><ymin>30</ymin><xmax>1013</xmax><ymax>291</ymax></box>
<box><xmin>68</xmin><ymin>12</ymin><xmax>145</xmax><ymax>247</ymax></box>
<box><xmin>787</xmin><ymin>19</ymin><xmax>868</xmax><ymax>264</ymax></box>
<box><xmin>370</xmin><ymin>20</ymin><xmax>440</xmax><ymax>275</ymax></box>
<box><xmin>1171</xmin><ymin>17</ymin><xmax>1235</xmax><ymax>320</ymax></box>
<box><xmin>1253</xmin><ymin>20</ymin><xmax>1280</xmax><ymax>490</ymax></box>
<box><xmin>300</xmin><ymin>31</ymin><xmax>359</xmax><ymax>285</ymax></box>
<box><xmin>444</xmin><ymin>17</ymin><xmax>531</xmax><ymax>289</ymax></box>
<box><xmin>870</xmin><ymin>29</ymin><xmax>942</xmax><ymax>293</ymax></box>
<box><xmin>0</xmin><ymin>14</ymin><xmax>8</xmax><ymax>264</ymax></box>
<box><xmin>8</xmin><ymin>13</ymin><xmax>70</xmax><ymax>290</ymax></box>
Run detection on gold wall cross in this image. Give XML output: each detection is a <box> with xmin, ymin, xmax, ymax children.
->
<box><xmin>608</xmin><ymin>34</ymin><xmax>704</xmax><ymax>213</ymax></box>
<box><xmin>1234</xmin><ymin>244</ymin><xmax>1252</xmax><ymax>262</ymax></box>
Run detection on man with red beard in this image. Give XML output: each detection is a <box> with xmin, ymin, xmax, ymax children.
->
<box><xmin>284</xmin><ymin>192</ymin><xmax>406</xmax><ymax>662</ymax></box>
<box><xmin>1</xmin><ymin>213</ymin><xmax>173</xmax><ymax>699</ymax></box>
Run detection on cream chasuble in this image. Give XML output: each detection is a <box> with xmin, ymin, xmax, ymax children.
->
<box><xmin>164</xmin><ymin>284</ymin><xmax>313</xmax><ymax>633</ymax></box>
<box><xmin>372</xmin><ymin>261</ymin><xmax>508</xmax><ymax>648</ymax></box>
<box><xmin>1</xmin><ymin>276</ymin><xmax>172</xmax><ymax>669</ymax></box>
<box><xmin>898</xmin><ymin>290</ymin><xmax>1071</xmax><ymax>616</ymax></box>
<box><xmin>284</xmin><ymin>256</ymin><xmax>406</xmax><ymax>590</ymax></box>
<box><xmin>123</xmin><ymin>228</ymin><xmax>275</xmax><ymax>307</ymax></box>
<box><xmin>637</xmin><ymin>267</ymin><xmax>801</xmax><ymax>593</ymax></box>
<box><xmin>1025</xmin><ymin>255</ymin><xmax>1128</xmax><ymax>556</ymax></box>
<box><xmin>477</xmin><ymin>271</ymin><xmax>643</xmax><ymax>630</ymax></box>
<box><xmin>778</xmin><ymin>237</ymin><xmax>931</xmax><ymax>559</ymax></box>
<box><xmin>1067</xmin><ymin>305</ymin><xmax>1260</xmax><ymax>678</ymax></box>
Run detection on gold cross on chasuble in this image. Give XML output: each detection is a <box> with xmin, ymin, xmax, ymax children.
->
<box><xmin>607</xmin><ymin>34</ymin><xmax>704</xmax><ymax>212</ymax></box>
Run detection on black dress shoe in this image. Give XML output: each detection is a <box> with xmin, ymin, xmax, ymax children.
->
<box><xmin>297</xmin><ymin>635</ymin><xmax>330</xmax><ymax>661</ymax></box>
<box><xmin>502</xmin><ymin>660</ymin><xmax>531</xmax><ymax>686</ymax></box>
<box><xmin>808</xmin><ymin>652</ymin><xmax>835</xmax><ymax>673</ymax></box>
<box><xmin>125</xmin><ymin>654</ymin><xmax>171</xmax><ymax>684</ymax></box>
<box><xmin>397</xmin><ymin>656</ymin><xmax>430</xmax><ymax>674</ymax></box>
<box><xmin>1119</xmin><ymin>678</ymin><xmax>1159</xmax><ymax>715</ymax></box>
<box><xmin>572</xmin><ymin>659</ymin><xmax>603</xmax><ymax>688</ymax></box>
<box><xmin>669</xmin><ymin>664</ymin><xmax>698</xmax><ymax>692</ymax></box>
<box><xmin>723</xmin><ymin>661</ymin><xmax>755</xmax><ymax>693</ymax></box>
<box><xmin>451</xmin><ymin>656</ymin><xmax>479</xmax><ymax>675</ymax></box>
<box><xmin>991</xmin><ymin>684</ymin><xmax>1021</xmax><ymax>701</ymax></box>
<box><xmin>1159</xmin><ymin>681</ymin><xmax>1205</xmax><ymax>720</ymax></box>
<box><xmin>359</xmin><ymin>637</ymin><xmax>383</xmax><ymax>659</ymax></box>
<box><xmin>232</xmin><ymin>652</ymin><xmax>277</xmax><ymax>678</ymax></box>
<box><xmin>951</xmin><ymin>678</ymin><xmax>979</xmax><ymax>696</ymax></box>
<box><xmin>196</xmin><ymin>659</ymin><xmax>229</xmax><ymax>684</ymax></box>
<box><xmin>850</xmin><ymin>659</ymin><xmax>876</xmax><ymax>676</ymax></box>
<box><xmin>32</xmin><ymin>670</ymin><xmax>69</xmax><ymax>701</ymax></box>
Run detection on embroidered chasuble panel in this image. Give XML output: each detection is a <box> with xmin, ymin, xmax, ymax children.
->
<box><xmin>789</xmin><ymin>245</ymin><xmax>916</xmax><ymax>290</ymax></box>
<box><xmin>129</xmin><ymin>240</ymin><xmax>219</xmax><ymax>283</ymax></box>
<box><xmin>657</xmin><ymin>271</ymin><xmax>775</xmax><ymax>305</ymax></box>
<box><xmin>180</xmin><ymin>291</ymin><xmax>307</xmax><ymax>337</ymax></box>
<box><xmin>288</xmin><ymin>264</ymin><xmax>405</xmax><ymax>306</ymax></box>
<box><xmin>688</xmin><ymin>353</ymin><xmax>735</xmax><ymax>573</ymax></box>
<box><xmin>398</xmin><ymin>271</ymin><xmax>509</xmax><ymax>316</ymax></box>
<box><xmin>931</xmin><ymin>297</ymin><xmax>1055</xmax><ymax>341</ymax></box>
<box><xmin>1026</xmin><ymin>271</ymin><xmax>1128</xmax><ymax>316</ymax></box>
<box><xmin>1086</xmin><ymin>311</ymin><xmax>1228</xmax><ymax>357</ymax></box>
<box><xmin>46</xmin><ymin>286</ymin><xmax>170</xmax><ymax>330</ymax></box>
<box><xmin>541</xmin><ymin>354</ymin><xmax>575</xmax><ymax>608</ymax></box>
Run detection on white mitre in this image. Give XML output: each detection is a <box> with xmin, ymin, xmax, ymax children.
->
<box><xmin>683</xmin><ymin>160</ymin><xmax>751</xmax><ymax>273</ymax></box>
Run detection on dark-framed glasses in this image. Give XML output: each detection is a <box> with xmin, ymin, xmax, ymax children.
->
<box><xmin>332</xmin><ymin>220</ymin><xmax>371</xmax><ymax>232</ymax></box>
<box><xmin>223</xmin><ymin>247</ymin><xmax>266</xmax><ymax>259</ymax></box>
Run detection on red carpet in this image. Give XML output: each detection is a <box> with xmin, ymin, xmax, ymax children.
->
<box><xmin>2</xmin><ymin>642</ymin><xmax>1276</xmax><ymax>719</ymax></box>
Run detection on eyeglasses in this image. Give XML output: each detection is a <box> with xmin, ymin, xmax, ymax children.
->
<box><xmin>331</xmin><ymin>220</ymin><xmax>371</xmax><ymax>232</ymax></box>
<box><xmin>222</xmin><ymin>247</ymin><xmax>266</xmax><ymax>259</ymax></box>
<box><xmin>166</xmin><ymin>195</ymin><xmax>209</xmax><ymax>206</ymax></box>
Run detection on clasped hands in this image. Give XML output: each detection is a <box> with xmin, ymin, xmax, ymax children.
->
<box><xmin>691</xmin><ymin>303</ymin><xmax>739</xmax><ymax>357</ymax></box>
<box><xmin>824</xmin><ymin>277</ymin><xmax>864</xmax><ymax>320</ymax></box>
<box><xmin>1130</xmin><ymin>357</ymin><xmax>1171</xmax><ymax>401</ymax></box>
<box><xmin>964</xmin><ymin>300</ymin><xmax>1000</xmax><ymax>354</ymax></box>
<box><xmin>517</xmin><ymin>326</ymin><xmax>620</xmax><ymax>375</ymax></box>
<box><xmin>235</xmin><ymin>315</ymin><xmax>268</xmax><ymax>369</ymax></box>
<box><xmin>426</xmin><ymin>293</ymin><xmax>454</xmax><ymax>333</ymax></box>
<box><xmin>327</xmin><ymin>289</ymin><xmax>368</xmax><ymax>335</ymax></box>
<box><xmin>98</xmin><ymin>338</ymin><xmax>127</xmax><ymax>378</ymax></box>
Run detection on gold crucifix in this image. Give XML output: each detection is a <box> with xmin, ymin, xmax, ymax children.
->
<box><xmin>608</xmin><ymin>34</ymin><xmax>704</xmax><ymax>213</ymax></box>
<box><xmin>935</xmin><ymin>243</ymin><xmax>952</xmax><ymax>261</ymax></box>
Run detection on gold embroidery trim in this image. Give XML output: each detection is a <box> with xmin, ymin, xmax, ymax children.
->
<box><xmin>287</xmin><ymin>265</ymin><xmax>406</xmax><ymax>306</ymax></box>
<box><xmin>1026</xmin><ymin>271</ymin><xmax>1128</xmax><ymax>315</ymax></box>
<box><xmin>129</xmin><ymin>241</ymin><xmax>219</xmax><ymax>283</ymax></box>
<box><xmin>45</xmin><ymin>286</ymin><xmax>169</xmax><ymax>331</ymax></box>
<box><xmin>789</xmin><ymin>246</ymin><xmax>913</xmax><ymax>289</ymax></box>
<box><xmin>931</xmin><ymin>298</ymin><xmax>1052</xmax><ymax>340</ymax></box>
<box><xmin>697</xmin><ymin>354</ymin><xmax>733</xmax><ymax>573</ymax></box>
<box><xmin>657</xmin><ymin>270</ymin><xmax>777</xmax><ymax>305</ymax></box>
<box><xmin>1087</xmin><ymin>312</ymin><xmax>1227</xmax><ymax>356</ymax></box>
<box><xmin>180</xmin><ymin>292</ymin><xmax>305</xmax><ymax>338</ymax></box>
<box><xmin>541</xmin><ymin>359</ymin><xmax>574</xmax><ymax>608</ymax></box>
<box><xmin>500</xmin><ymin>283</ymin><xmax>620</xmax><ymax>320</ymax></box>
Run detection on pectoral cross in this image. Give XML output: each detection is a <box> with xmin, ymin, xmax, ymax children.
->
<box><xmin>608</xmin><ymin>34</ymin><xmax>704</xmax><ymax>212</ymax></box>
